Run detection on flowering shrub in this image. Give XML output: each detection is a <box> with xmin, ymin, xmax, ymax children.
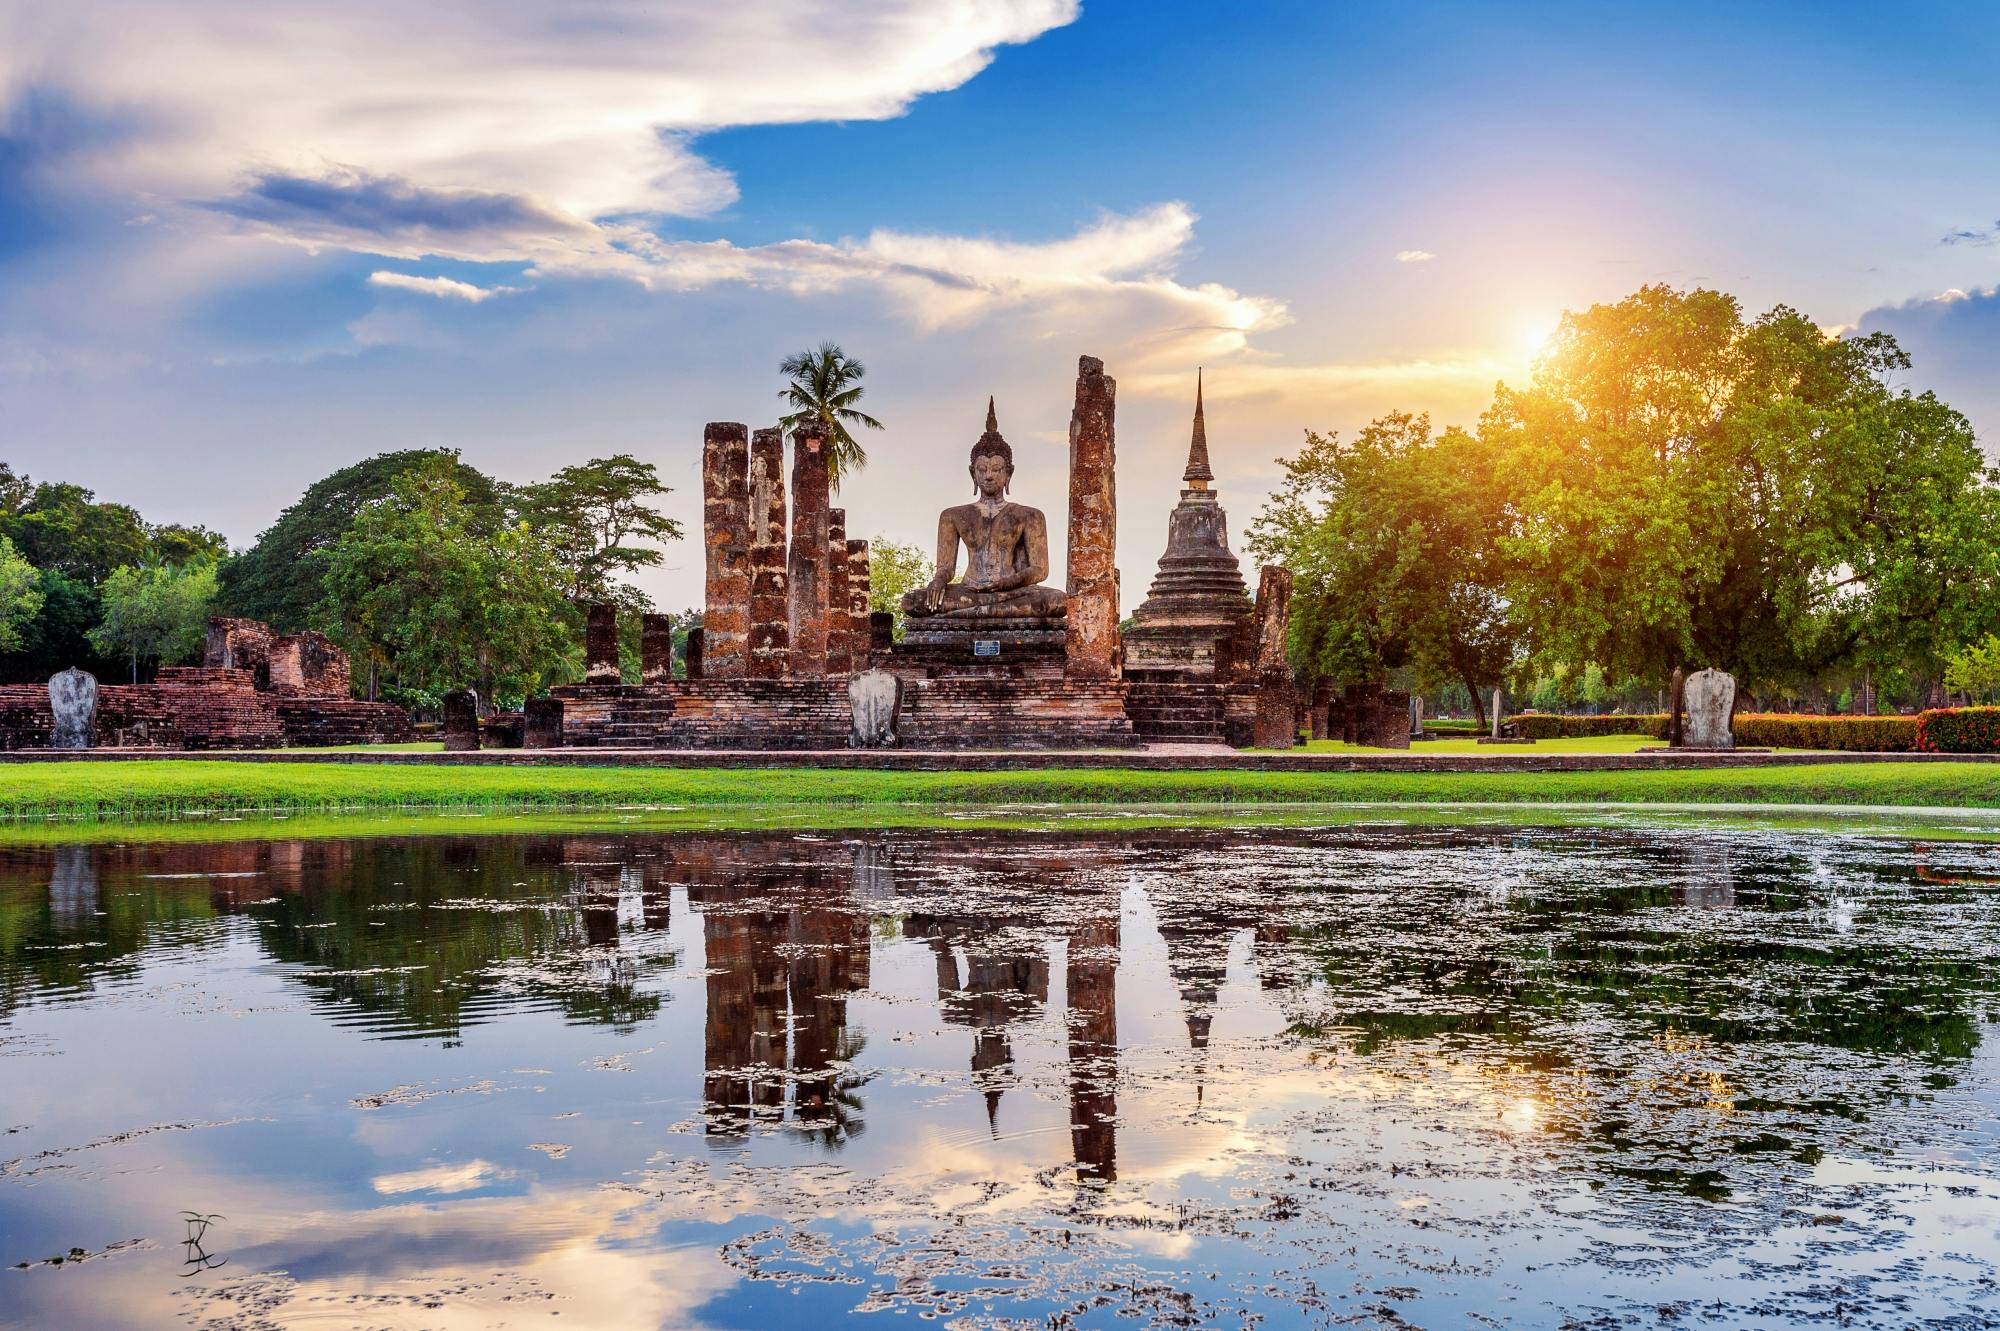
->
<box><xmin>1913</xmin><ymin>707</ymin><xmax>2000</xmax><ymax>753</ymax></box>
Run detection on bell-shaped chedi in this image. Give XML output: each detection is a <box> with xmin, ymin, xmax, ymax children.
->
<box><xmin>1123</xmin><ymin>371</ymin><xmax>1253</xmax><ymax>677</ymax></box>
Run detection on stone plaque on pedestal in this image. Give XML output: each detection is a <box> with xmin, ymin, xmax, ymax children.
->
<box><xmin>49</xmin><ymin>668</ymin><xmax>97</xmax><ymax>750</ymax></box>
<box><xmin>849</xmin><ymin>669</ymin><xmax>902</xmax><ymax>748</ymax></box>
<box><xmin>1680</xmin><ymin>669</ymin><xmax>1736</xmax><ymax>749</ymax></box>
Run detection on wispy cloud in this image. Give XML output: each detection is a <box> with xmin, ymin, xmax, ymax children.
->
<box><xmin>1941</xmin><ymin>221</ymin><xmax>2000</xmax><ymax>247</ymax></box>
<box><xmin>1395</xmin><ymin>249</ymin><xmax>1435</xmax><ymax>263</ymax></box>
<box><xmin>366</xmin><ymin>271</ymin><xmax>520</xmax><ymax>303</ymax></box>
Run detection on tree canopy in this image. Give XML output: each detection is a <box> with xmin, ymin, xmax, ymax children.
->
<box><xmin>86</xmin><ymin>560</ymin><xmax>219</xmax><ymax>682</ymax></box>
<box><xmin>513</xmin><ymin>454</ymin><xmax>683</xmax><ymax>602</ymax></box>
<box><xmin>1257</xmin><ymin>284</ymin><xmax>2000</xmax><ymax>707</ymax></box>
<box><xmin>316</xmin><ymin>456</ymin><xmax>577</xmax><ymax>704</ymax></box>
<box><xmin>779</xmin><ymin>342</ymin><xmax>884</xmax><ymax>489</ymax></box>
<box><xmin>0</xmin><ymin>536</ymin><xmax>43</xmax><ymax>654</ymax></box>
<box><xmin>218</xmin><ymin>449</ymin><xmax>508</xmax><ymax>631</ymax></box>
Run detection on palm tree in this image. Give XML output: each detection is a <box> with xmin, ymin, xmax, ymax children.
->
<box><xmin>777</xmin><ymin>342</ymin><xmax>884</xmax><ymax>490</ymax></box>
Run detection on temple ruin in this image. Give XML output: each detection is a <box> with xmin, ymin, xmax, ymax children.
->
<box><xmin>539</xmin><ymin>354</ymin><xmax>1297</xmax><ymax>750</ymax></box>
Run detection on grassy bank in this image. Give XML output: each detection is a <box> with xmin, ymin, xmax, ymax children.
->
<box><xmin>1</xmin><ymin>758</ymin><xmax>1997</xmax><ymax>820</ymax></box>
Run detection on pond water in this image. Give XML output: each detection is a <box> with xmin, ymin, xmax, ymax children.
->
<box><xmin>2</xmin><ymin>820</ymin><xmax>1998</xmax><ymax>1330</ymax></box>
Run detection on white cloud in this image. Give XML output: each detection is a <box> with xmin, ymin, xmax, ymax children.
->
<box><xmin>1395</xmin><ymin>249</ymin><xmax>1435</xmax><ymax>263</ymax></box>
<box><xmin>4</xmin><ymin>1</ymin><xmax>1078</xmax><ymax>252</ymax></box>
<box><xmin>367</xmin><ymin>271</ymin><xmax>520</xmax><ymax>303</ymax></box>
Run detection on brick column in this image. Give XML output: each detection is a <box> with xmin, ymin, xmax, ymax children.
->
<box><xmin>825</xmin><ymin>508</ymin><xmax>850</xmax><ymax>674</ymax></box>
<box><xmin>1250</xmin><ymin>566</ymin><xmax>1297</xmax><ymax>748</ymax></box>
<box><xmin>640</xmin><ymin>613</ymin><xmax>674</xmax><ymax>684</ymax></box>
<box><xmin>442</xmin><ymin>688</ymin><xmax>481</xmax><ymax>751</ymax></box>
<box><xmin>787</xmin><ymin>423</ymin><xmax>831</xmax><ymax>675</ymax></box>
<box><xmin>584</xmin><ymin>603</ymin><xmax>621</xmax><ymax>684</ymax></box>
<box><xmin>746</xmin><ymin>427</ymin><xmax>790</xmax><ymax>678</ymax></box>
<box><xmin>845</xmin><ymin>539</ymin><xmax>871</xmax><ymax>669</ymax></box>
<box><xmin>702</xmin><ymin>422</ymin><xmax>752</xmax><ymax>678</ymax></box>
<box><xmin>1065</xmin><ymin>355</ymin><xmax>1119</xmax><ymax>679</ymax></box>
<box><xmin>685</xmin><ymin>626</ymin><xmax>704</xmax><ymax>681</ymax></box>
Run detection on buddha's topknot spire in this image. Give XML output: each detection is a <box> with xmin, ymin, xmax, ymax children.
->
<box><xmin>985</xmin><ymin>396</ymin><xmax>998</xmax><ymax>434</ymax></box>
<box><xmin>1183</xmin><ymin>368</ymin><xmax>1214</xmax><ymax>487</ymax></box>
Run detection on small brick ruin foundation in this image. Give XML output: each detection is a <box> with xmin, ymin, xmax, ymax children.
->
<box><xmin>0</xmin><ymin>618</ymin><xmax>413</xmax><ymax>750</ymax></box>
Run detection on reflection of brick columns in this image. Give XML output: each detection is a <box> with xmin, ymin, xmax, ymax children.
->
<box><xmin>787</xmin><ymin>423</ymin><xmax>832</xmax><ymax>675</ymax></box>
<box><xmin>640</xmin><ymin>613</ymin><xmax>674</xmax><ymax>684</ymax></box>
<box><xmin>1065</xmin><ymin>355</ymin><xmax>1119</xmax><ymax>679</ymax></box>
<box><xmin>845</xmin><ymin>540</ymin><xmax>871</xmax><ymax>669</ymax></box>
<box><xmin>1066</xmin><ymin>913</ymin><xmax>1119</xmax><ymax>1183</ymax></box>
<box><xmin>747</xmin><ymin>428</ymin><xmax>791</xmax><ymax>678</ymax></box>
<box><xmin>825</xmin><ymin>509</ymin><xmax>850</xmax><ymax>675</ymax></box>
<box><xmin>584</xmin><ymin>604</ymin><xmax>621</xmax><ymax>684</ymax></box>
<box><xmin>702</xmin><ymin>422</ymin><xmax>751</xmax><ymax>678</ymax></box>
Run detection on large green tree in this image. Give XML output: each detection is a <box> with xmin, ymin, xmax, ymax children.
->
<box><xmin>0</xmin><ymin>535</ymin><xmax>43</xmax><ymax>653</ymax></box>
<box><xmin>0</xmin><ymin>475</ymin><xmax>148</xmax><ymax>585</ymax></box>
<box><xmin>316</xmin><ymin>457</ymin><xmax>576</xmax><ymax>704</ymax></box>
<box><xmin>778</xmin><ymin>342</ymin><xmax>884</xmax><ymax>489</ymax></box>
<box><xmin>1485</xmin><ymin>285</ymin><xmax>2000</xmax><ymax>692</ymax></box>
<box><xmin>513</xmin><ymin>454</ymin><xmax>683</xmax><ymax>602</ymax></box>
<box><xmin>1250</xmin><ymin>413</ymin><xmax>1520</xmax><ymax>727</ymax></box>
<box><xmin>87</xmin><ymin>560</ymin><xmax>219</xmax><ymax>683</ymax></box>
<box><xmin>220</xmin><ymin>449</ymin><xmax>507</xmax><ymax>631</ymax></box>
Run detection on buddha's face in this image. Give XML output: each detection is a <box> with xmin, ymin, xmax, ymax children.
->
<box><xmin>970</xmin><ymin>453</ymin><xmax>1012</xmax><ymax>499</ymax></box>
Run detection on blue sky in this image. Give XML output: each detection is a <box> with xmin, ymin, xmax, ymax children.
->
<box><xmin>4</xmin><ymin>1</ymin><xmax>1998</xmax><ymax>610</ymax></box>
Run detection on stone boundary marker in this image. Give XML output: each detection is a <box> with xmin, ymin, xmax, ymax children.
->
<box><xmin>3</xmin><ymin>749</ymin><xmax>1994</xmax><ymax>771</ymax></box>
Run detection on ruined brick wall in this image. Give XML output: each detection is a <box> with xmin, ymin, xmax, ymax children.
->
<box><xmin>204</xmin><ymin>617</ymin><xmax>272</xmax><ymax>688</ymax></box>
<box><xmin>1064</xmin><ymin>355</ymin><xmax>1119</xmax><ymax>680</ymax></box>
<box><xmin>702</xmin><ymin>422</ymin><xmax>751</xmax><ymax>678</ymax></box>
<box><xmin>0</xmin><ymin>663</ymin><xmax>408</xmax><ymax>750</ymax></box>
<box><xmin>554</xmin><ymin>677</ymin><xmax>1137</xmax><ymax>749</ymax></box>
<box><xmin>268</xmin><ymin>631</ymin><xmax>351</xmax><ymax>697</ymax></box>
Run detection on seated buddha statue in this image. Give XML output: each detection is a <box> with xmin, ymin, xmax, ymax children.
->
<box><xmin>901</xmin><ymin>400</ymin><xmax>1069</xmax><ymax>622</ymax></box>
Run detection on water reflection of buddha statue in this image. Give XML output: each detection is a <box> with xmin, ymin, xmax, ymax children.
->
<box><xmin>900</xmin><ymin>401</ymin><xmax>1068</xmax><ymax>623</ymax></box>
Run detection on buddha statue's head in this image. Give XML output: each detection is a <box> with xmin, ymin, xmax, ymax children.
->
<box><xmin>969</xmin><ymin>397</ymin><xmax>1013</xmax><ymax>498</ymax></box>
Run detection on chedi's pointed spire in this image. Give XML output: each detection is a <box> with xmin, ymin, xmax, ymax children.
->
<box><xmin>985</xmin><ymin>396</ymin><xmax>998</xmax><ymax>434</ymax></box>
<box><xmin>1184</xmin><ymin>368</ymin><xmax>1214</xmax><ymax>487</ymax></box>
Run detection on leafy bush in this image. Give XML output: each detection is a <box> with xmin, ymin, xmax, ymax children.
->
<box><xmin>1914</xmin><ymin>707</ymin><xmax>2000</xmax><ymax>754</ymax></box>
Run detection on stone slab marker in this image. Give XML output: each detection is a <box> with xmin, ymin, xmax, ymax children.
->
<box><xmin>1679</xmin><ymin>668</ymin><xmax>1737</xmax><ymax>749</ymax></box>
<box><xmin>640</xmin><ymin>613</ymin><xmax>674</xmax><ymax>684</ymax></box>
<box><xmin>442</xmin><ymin>688</ymin><xmax>481</xmax><ymax>752</ymax></box>
<box><xmin>584</xmin><ymin>603</ymin><xmax>621</xmax><ymax>684</ymax></box>
<box><xmin>787</xmin><ymin>423</ymin><xmax>832</xmax><ymax>675</ymax></box>
<box><xmin>747</xmin><ymin>427</ymin><xmax>791</xmax><ymax>678</ymax></box>
<box><xmin>845</xmin><ymin>539</ymin><xmax>871</xmax><ymax>669</ymax></box>
<box><xmin>825</xmin><ymin>508</ymin><xmax>850</xmax><ymax>674</ymax></box>
<box><xmin>1065</xmin><ymin>355</ymin><xmax>1119</xmax><ymax>679</ymax></box>
<box><xmin>48</xmin><ymin>668</ymin><xmax>97</xmax><ymax>749</ymax></box>
<box><xmin>701</xmin><ymin>422</ymin><xmax>752</xmax><ymax>678</ymax></box>
<box><xmin>1490</xmin><ymin>687</ymin><xmax>1505</xmax><ymax>740</ymax></box>
<box><xmin>848</xmin><ymin>669</ymin><xmax>902</xmax><ymax>748</ymax></box>
<box><xmin>523</xmin><ymin>696</ymin><xmax>564</xmax><ymax>748</ymax></box>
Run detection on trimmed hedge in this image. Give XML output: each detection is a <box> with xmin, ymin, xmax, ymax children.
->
<box><xmin>1734</xmin><ymin>713</ymin><xmax>1915</xmax><ymax>752</ymax></box>
<box><xmin>1511</xmin><ymin>713</ymin><xmax>1668</xmax><ymax>739</ymax></box>
<box><xmin>1915</xmin><ymin>707</ymin><xmax>2000</xmax><ymax>753</ymax></box>
<box><xmin>1507</xmin><ymin>711</ymin><xmax>1922</xmax><ymax>751</ymax></box>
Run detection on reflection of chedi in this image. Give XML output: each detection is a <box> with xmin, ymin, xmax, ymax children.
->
<box><xmin>900</xmin><ymin>400</ymin><xmax>1068</xmax><ymax>622</ymax></box>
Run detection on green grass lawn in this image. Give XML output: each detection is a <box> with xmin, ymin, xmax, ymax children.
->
<box><xmin>0</xmin><ymin>758</ymin><xmax>1995</xmax><ymax>821</ymax></box>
